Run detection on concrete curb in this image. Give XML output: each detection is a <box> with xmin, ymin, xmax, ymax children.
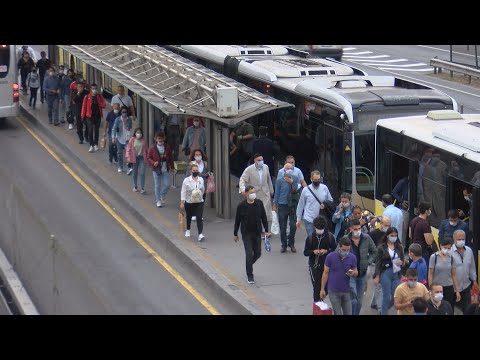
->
<box><xmin>19</xmin><ymin>104</ymin><xmax>263</xmax><ymax>315</ymax></box>
<box><xmin>0</xmin><ymin>246</ymin><xmax>39</xmax><ymax>315</ymax></box>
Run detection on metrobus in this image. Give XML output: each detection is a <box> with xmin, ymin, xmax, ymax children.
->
<box><xmin>0</xmin><ymin>45</ymin><xmax>20</xmax><ymax>122</ymax></box>
<box><xmin>375</xmin><ymin>110</ymin><xmax>479</xmax><ymax>276</ymax></box>
<box><xmin>164</xmin><ymin>45</ymin><xmax>457</xmax><ymax>211</ymax></box>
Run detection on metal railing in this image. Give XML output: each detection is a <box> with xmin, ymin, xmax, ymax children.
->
<box><xmin>430</xmin><ymin>58</ymin><xmax>480</xmax><ymax>84</ymax></box>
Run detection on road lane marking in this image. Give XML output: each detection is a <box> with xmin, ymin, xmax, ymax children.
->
<box><xmin>418</xmin><ymin>45</ymin><xmax>479</xmax><ymax>58</ymax></box>
<box><xmin>16</xmin><ymin>116</ymin><xmax>220</xmax><ymax>315</ymax></box>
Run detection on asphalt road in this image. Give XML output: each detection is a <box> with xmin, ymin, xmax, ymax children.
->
<box><xmin>0</xmin><ymin>116</ymin><xmax>212</xmax><ymax>314</ymax></box>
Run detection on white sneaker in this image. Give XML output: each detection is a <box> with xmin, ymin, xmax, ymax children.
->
<box><xmin>156</xmin><ymin>200</ymin><xmax>162</xmax><ymax>208</ymax></box>
<box><xmin>191</xmin><ymin>216</ymin><xmax>197</xmax><ymax>221</ymax></box>
<box><xmin>140</xmin><ymin>188</ymin><xmax>146</xmax><ymax>194</ymax></box>
<box><xmin>133</xmin><ymin>187</ymin><xmax>138</xmax><ymax>192</ymax></box>
<box><xmin>88</xmin><ymin>146</ymin><xmax>94</xmax><ymax>153</ymax></box>
<box><xmin>117</xmin><ymin>168</ymin><xmax>123</xmax><ymax>173</ymax></box>
<box><xmin>185</xmin><ymin>230</ymin><xmax>191</xmax><ymax>237</ymax></box>
<box><xmin>198</xmin><ymin>234</ymin><xmax>205</xmax><ymax>241</ymax></box>
<box><xmin>93</xmin><ymin>145</ymin><xmax>99</xmax><ymax>152</ymax></box>
<box><xmin>160</xmin><ymin>197</ymin><xmax>166</xmax><ymax>205</ymax></box>
<box><xmin>127</xmin><ymin>168</ymin><xmax>133</xmax><ymax>175</ymax></box>
<box><xmin>68</xmin><ymin>124</ymin><xmax>73</xmax><ymax>130</ymax></box>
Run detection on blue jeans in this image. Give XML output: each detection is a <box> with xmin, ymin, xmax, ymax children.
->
<box><xmin>349</xmin><ymin>272</ymin><xmax>368</xmax><ymax>315</ymax></box>
<box><xmin>152</xmin><ymin>170</ymin><xmax>171</xmax><ymax>202</ymax></box>
<box><xmin>47</xmin><ymin>95</ymin><xmax>59</xmax><ymax>124</ymax></box>
<box><xmin>303</xmin><ymin>219</ymin><xmax>315</xmax><ymax>237</ymax></box>
<box><xmin>329</xmin><ymin>291</ymin><xmax>352</xmax><ymax>315</ymax></box>
<box><xmin>380</xmin><ymin>267</ymin><xmax>401</xmax><ymax>315</ymax></box>
<box><xmin>60</xmin><ymin>94</ymin><xmax>70</xmax><ymax>121</ymax></box>
<box><xmin>116</xmin><ymin>142</ymin><xmax>126</xmax><ymax>169</ymax></box>
<box><xmin>132</xmin><ymin>156</ymin><xmax>145</xmax><ymax>190</ymax></box>
<box><xmin>278</xmin><ymin>204</ymin><xmax>296</xmax><ymax>247</ymax></box>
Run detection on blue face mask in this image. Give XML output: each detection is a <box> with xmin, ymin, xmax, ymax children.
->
<box><xmin>286</xmin><ymin>169</ymin><xmax>293</xmax><ymax>175</ymax></box>
<box><xmin>340</xmin><ymin>250</ymin><xmax>349</xmax><ymax>257</ymax></box>
<box><xmin>256</xmin><ymin>160</ymin><xmax>264</xmax><ymax>167</ymax></box>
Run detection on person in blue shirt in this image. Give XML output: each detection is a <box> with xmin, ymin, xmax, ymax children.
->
<box><xmin>408</xmin><ymin>243</ymin><xmax>428</xmax><ymax>286</ymax></box>
<box><xmin>438</xmin><ymin>209</ymin><xmax>471</xmax><ymax>247</ymax></box>
<box><xmin>392</xmin><ymin>176</ymin><xmax>409</xmax><ymax>210</ymax></box>
<box><xmin>273</xmin><ymin>162</ymin><xmax>301</xmax><ymax>252</ymax></box>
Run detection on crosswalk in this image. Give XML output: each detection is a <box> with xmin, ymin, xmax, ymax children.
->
<box><xmin>342</xmin><ymin>47</ymin><xmax>432</xmax><ymax>72</ymax></box>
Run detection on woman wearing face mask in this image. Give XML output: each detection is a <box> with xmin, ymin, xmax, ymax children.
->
<box><xmin>428</xmin><ymin>236</ymin><xmax>461</xmax><ymax>310</ymax></box>
<box><xmin>188</xmin><ymin>149</ymin><xmax>210</xmax><ymax>203</ymax></box>
<box><xmin>180</xmin><ymin>164</ymin><xmax>205</xmax><ymax>241</ymax></box>
<box><xmin>303</xmin><ymin>216</ymin><xmax>337</xmax><ymax>303</ymax></box>
<box><xmin>26</xmin><ymin>66</ymin><xmax>40</xmax><ymax>109</ymax></box>
<box><xmin>126</xmin><ymin>127</ymin><xmax>147</xmax><ymax>193</ymax></box>
<box><xmin>112</xmin><ymin>105</ymin><xmax>133</xmax><ymax>172</ymax></box>
<box><xmin>332</xmin><ymin>192</ymin><xmax>354</xmax><ymax>243</ymax></box>
<box><xmin>372</xmin><ymin>227</ymin><xmax>405</xmax><ymax>315</ymax></box>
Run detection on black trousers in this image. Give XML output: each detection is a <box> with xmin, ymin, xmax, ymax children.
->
<box><xmin>39</xmin><ymin>75</ymin><xmax>45</xmax><ymax>101</ymax></box>
<box><xmin>309</xmin><ymin>265</ymin><xmax>327</xmax><ymax>302</ymax></box>
<box><xmin>167</xmin><ymin>125</ymin><xmax>181</xmax><ymax>161</ymax></box>
<box><xmin>29</xmin><ymin>87</ymin><xmax>38</xmax><ymax>107</ymax></box>
<box><xmin>442</xmin><ymin>285</ymin><xmax>456</xmax><ymax>310</ymax></box>
<box><xmin>185</xmin><ymin>202</ymin><xmax>204</xmax><ymax>234</ymax></box>
<box><xmin>242</xmin><ymin>232</ymin><xmax>262</xmax><ymax>277</ymax></box>
<box><xmin>455</xmin><ymin>285</ymin><xmax>472</xmax><ymax>314</ymax></box>
<box><xmin>87</xmin><ymin>116</ymin><xmax>101</xmax><ymax>146</ymax></box>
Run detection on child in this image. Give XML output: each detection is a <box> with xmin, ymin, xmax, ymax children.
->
<box><xmin>27</xmin><ymin>66</ymin><xmax>40</xmax><ymax>109</ymax></box>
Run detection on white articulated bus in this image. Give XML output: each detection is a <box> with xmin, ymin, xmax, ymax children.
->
<box><xmin>375</xmin><ymin>110</ymin><xmax>480</xmax><ymax>277</ymax></box>
<box><xmin>0</xmin><ymin>45</ymin><xmax>20</xmax><ymax>122</ymax></box>
<box><xmin>165</xmin><ymin>45</ymin><xmax>458</xmax><ymax>211</ymax></box>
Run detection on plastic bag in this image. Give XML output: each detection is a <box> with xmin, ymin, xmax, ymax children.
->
<box><xmin>263</xmin><ymin>234</ymin><xmax>271</xmax><ymax>252</ymax></box>
<box><xmin>271</xmin><ymin>211</ymin><xmax>279</xmax><ymax>235</ymax></box>
<box><xmin>206</xmin><ymin>173</ymin><xmax>216</xmax><ymax>193</ymax></box>
<box><xmin>100</xmin><ymin>136</ymin><xmax>106</xmax><ymax>149</ymax></box>
<box><xmin>313</xmin><ymin>301</ymin><xmax>333</xmax><ymax>315</ymax></box>
<box><xmin>178</xmin><ymin>210</ymin><xmax>186</xmax><ymax>232</ymax></box>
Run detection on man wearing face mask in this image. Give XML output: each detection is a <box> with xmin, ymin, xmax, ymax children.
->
<box><xmin>439</xmin><ymin>209</ymin><xmax>471</xmax><ymax>247</ymax></box>
<box><xmin>112</xmin><ymin>106</ymin><xmax>133</xmax><ymax>171</ymax></box>
<box><xmin>332</xmin><ymin>192</ymin><xmax>354</xmax><ymax>243</ymax></box>
<box><xmin>234</xmin><ymin>185</ymin><xmax>270</xmax><ymax>284</ymax></box>
<box><xmin>43</xmin><ymin>67</ymin><xmax>61</xmax><ymax>125</ymax></box>
<box><xmin>239</xmin><ymin>153</ymin><xmax>274</xmax><ymax>222</ymax></box>
<box><xmin>104</xmin><ymin>103</ymin><xmax>120</xmax><ymax>163</ymax></box>
<box><xmin>451</xmin><ymin>229</ymin><xmax>478</xmax><ymax>313</ymax></box>
<box><xmin>426</xmin><ymin>283</ymin><xmax>453</xmax><ymax>315</ymax></box>
<box><xmin>71</xmin><ymin>82</ymin><xmax>90</xmax><ymax>144</ymax></box>
<box><xmin>296</xmin><ymin>170</ymin><xmax>333</xmax><ymax>237</ymax></box>
<box><xmin>273</xmin><ymin>162</ymin><xmax>301</xmax><ymax>252</ymax></box>
<box><xmin>393</xmin><ymin>268</ymin><xmax>430</xmax><ymax>315</ymax></box>
<box><xmin>407</xmin><ymin>243</ymin><xmax>428</xmax><ymax>285</ymax></box>
<box><xmin>370</xmin><ymin>194</ymin><xmax>404</xmax><ymax>247</ymax></box>
<box><xmin>60</xmin><ymin>68</ymin><xmax>76</xmax><ymax>127</ymax></box>
<box><xmin>36</xmin><ymin>51</ymin><xmax>50</xmax><ymax>103</ymax></box>
<box><xmin>341</xmin><ymin>219</ymin><xmax>376</xmax><ymax>315</ymax></box>
<box><xmin>409</xmin><ymin>202</ymin><xmax>435</xmax><ymax>268</ymax></box>
<box><xmin>304</xmin><ymin>216</ymin><xmax>336</xmax><ymax>303</ymax></box>
<box><xmin>81</xmin><ymin>84</ymin><xmax>106</xmax><ymax>153</ymax></box>
<box><xmin>320</xmin><ymin>236</ymin><xmax>358</xmax><ymax>315</ymax></box>
<box><xmin>459</xmin><ymin>186</ymin><xmax>474</xmax><ymax>236</ymax></box>
<box><xmin>182</xmin><ymin>117</ymin><xmax>206</xmax><ymax>157</ymax></box>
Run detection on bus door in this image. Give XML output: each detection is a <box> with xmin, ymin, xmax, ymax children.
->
<box><xmin>446</xmin><ymin>176</ymin><xmax>480</xmax><ymax>272</ymax></box>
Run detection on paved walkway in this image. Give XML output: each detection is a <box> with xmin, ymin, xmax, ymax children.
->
<box><xmin>19</xmin><ymin>94</ymin><xmax>386</xmax><ymax>315</ymax></box>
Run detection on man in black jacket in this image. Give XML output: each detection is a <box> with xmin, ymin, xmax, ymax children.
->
<box><xmin>303</xmin><ymin>215</ymin><xmax>337</xmax><ymax>302</ymax></box>
<box><xmin>234</xmin><ymin>185</ymin><xmax>270</xmax><ymax>284</ymax></box>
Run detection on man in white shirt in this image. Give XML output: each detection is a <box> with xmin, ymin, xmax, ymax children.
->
<box><xmin>111</xmin><ymin>85</ymin><xmax>135</xmax><ymax>118</ymax></box>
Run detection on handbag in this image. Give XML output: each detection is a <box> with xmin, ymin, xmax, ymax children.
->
<box><xmin>271</xmin><ymin>211</ymin><xmax>279</xmax><ymax>235</ymax></box>
<box><xmin>100</xmin><ymin>135</ymin><xmax>106</xmax><ymax>149</ymax></box>
<box><xmin>178</xmin><ymin>209</ymin><xmax>186</xmax><ymax>231</ymax></box>
<box><xmin>206</xmin><ymin>172</ymin><xmax>216</xmax><ymax>193</ymax></box>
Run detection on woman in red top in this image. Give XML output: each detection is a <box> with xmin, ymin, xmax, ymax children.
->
<box><xmin>147</xmin><ymin>132</ymin><xmax>173</xmax><ymax>207</ymax></box>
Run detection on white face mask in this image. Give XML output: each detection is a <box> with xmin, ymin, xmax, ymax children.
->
<box><xmin>194</xmin><ymin>156</ymin><xmax>202</xmax><ymax>161</ymax></box>
<box><xmin>449</xmin><ymin>221</ymin><xmax>458</xmax><ymax>227</ymax></box>
<box><xmin>433</xmin><ymin>293</ymin><xmax>443</xmax><ymax>302</ymax></box>
<box><xmin>114</xmin><ymin>109</ymin><xmax>119</xmax><ymax>114</ymax></box>
<box><xmin>248</xmin><ymin>193</ymin><xmax>256</xmax><ymax>201</ymax></box>
<box><xmin>426</xmin><ymin>209</ymin><xmax>432</xmax><ymax>216</ymax></box>
<box><xmin>388</xmin><ymin>236</ymin><xmax>397</xmax><ymax>243</ymax></box>
<box><xmin>456</xmin><ymin>240</ymin><xmax>465</xmax><ymax>248</ymax></box>
<box><xmin>441</xmin><ymin>248</ymin><xmax>450</xmax><ymax>255</ymax></box>
<box><xmin>464</xmin><ymin>196</ymin><xmax>470</xmax><ymax>201</ymax></box>
<box><xmin>352</xmin><ymin>230</ymin><xmax>361</xmax><ymax>237</ymax></box>
<box><xmin>315</xmin><ymin>229</ymin><xmax>324</xmax><ymax>235</ymax></box>
<box><xmin>381</xmin><ymin>226</ymin><xmax>389</xmax><ymax>233</ymax></box>
<box><xmin>135</xmin><ymin>133</ymin><xmax>142</xmax><ymax>139</ymax></box>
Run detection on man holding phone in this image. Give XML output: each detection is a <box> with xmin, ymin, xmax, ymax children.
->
<box><xmin>320</xmin><ymin>236</ymin><xmax>358</xmax><ymax>315</ymax></box>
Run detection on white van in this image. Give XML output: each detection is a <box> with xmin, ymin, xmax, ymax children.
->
<box><xmin>0</xmin><ymin>45</ymin><xmax>20</xmax><ymax>121</ymax></box>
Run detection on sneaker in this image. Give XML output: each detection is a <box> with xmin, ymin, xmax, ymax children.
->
<box><xmin>191</xmin><ymin>216</ymin><xmax>197</xmax><ymax>221</ymax></box>
<box><xmin>198</xmin><ymin>234</ymin><xmax>205</xmax><ymax>241</ymax></box>
<box><xmin>133</xmin><ymin>187</ymin><xmax>138</xmax><ymax>192</ymax></box>
<box><xmin>60</xmin><ymin>120</ymin><xmax>66</xmax><ymax>124</ymax></box>
<box><xmin>79</xmin><ymin>140</ymin><xmax>83</xmax><ymax>144</ymax></box>
<box><xmin>93</xmin><ymin>145</ymin><xmax>99</xmax><ymax>152</ymax></box>
<box><xmin>117</xmin><ymin>168</ymin><xmax>123</xmax><ymax>173</ymax></box>
<box><xmin>156</xmin><ymin>200</ymin><xmax>162</xmax><ymax>208</ymax></box>
<box><xmin>88</xmin><ymin>146</ymin><xmax>94</xmax><ymax>153</ymax></box>
<box><xmin>108</xmin><ymin>159</ymin><xmax>112</xmax><ymax>164</ymax></box>
<box><xmin>289</xmin><ymin>245</ymin><xmax>297</xmax><ymax>253</ymax></box>
<box><xmin>247</xmin><ymin>275</ymin><xmax>255</xmax><ymax>284</ymax></box>
<box><xmin>280</xmin><ymin>246</ymin><xmax>287</xmax><ymax>253</ymax></box>
<box><xmin>68</xmin><ymin>124</ymin><xmax>73</xmax><ymax>130</ymax></box>
<box><xmin>185</xmin><ymin>230</ymin><xmax>191</xmax><ymax>237</ymax></box>
<box><xmin>127</xmin><ymin>168</ymin><xmax>133</xmax><ymax>175</ymax></box>
<box><xmin>160</xmin><ymin>197</ymin><xmax>166</xmax><ymax>205</ymax></box>
<box><xmin>140</xmin><ymin>189</ymin><xmax>146</xmax><ymax>194</ymax></box>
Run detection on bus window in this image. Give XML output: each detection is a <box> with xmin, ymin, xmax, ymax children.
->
<box><xmin>0</xmin><ymin>47</ymin><xmax>10</xmax><ymax>79</ymax></box>
<box><xmin>354</xmin><ymin>133</ymin><xmax>375</xmax><ymax>199</ymax></box>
